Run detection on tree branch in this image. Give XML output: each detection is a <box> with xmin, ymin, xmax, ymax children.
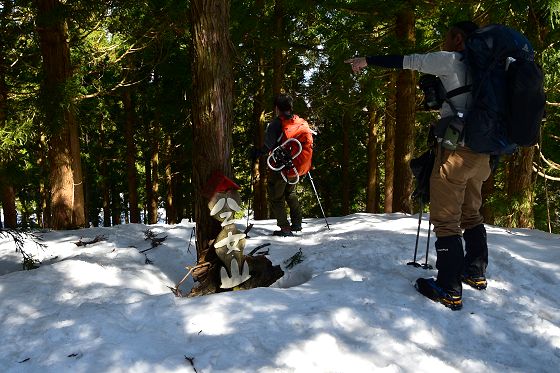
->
<box><xmin>533</xmin><ymin>164</ymin><xmax>560</xmax><ymax>181</ymax></box>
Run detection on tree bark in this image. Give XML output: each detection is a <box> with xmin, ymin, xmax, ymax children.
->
<box><xmin>272</xmin><ymin>0</ymin><xmax>285</xmax><ymax>96</ymax></box>
<box><xmin>252</xmin><ymin>0</ymin><xmax>268</xmax><ymax>220</ymax></box>
<box><xmin>252</xmin><ymin>98</ymin><xmax>268</xmax><ymax>220</ymax></box>
<box><xmin>111</xmin><ymin>182</ymin><xmax>121</xmax><ymax>225</ymax></box>
<box><xmin>122</xmin><ymin>88</ymin><xmax>141</xmax><ymax>223</ymax></box>
<box><xmin>165</xmin><ymin>134</ymin><xmax>177</xmax><ymax>225</ymax></box>
<box><xmin>190</xmin><ymin>0</ymin><xmax>235</xmax><ymax>295</ymax></box>
<box><xmin>384</xmin><ymin>73</ymin><xmax>397</xmax><ymax>213</ymax></box>
<box><xmin>393</xmin><ymin>9</ymin><xmax>415</xmax><ymax>214</ymax></box>
<box><xmin>35</xmin><ymin>0</ymin><xmax>85</xmax><ymax>229</ymax></box>
<box><xmin>341</xmin><ymin>111</ymin><xmax>351</xmax><ymax>215</ymax></box>
<box><xmin>0</xmin><ymin>183</ymin><xmax>17</xmax><ymax>228</ymax></box>
<box><xmin>0</xmin><ymin>23</ymin><xmax>17</xmax><ymax>228</ymax></box>
<box><xmin>481</xmin><ymin>173</ymin><xmax>495</xmax><ymax>225</ymax></box>
<box><xmin>366</xmin><ymin>108</ymin><xmax>379</xmax><ymax>213</ymax></box>
<box><xmin>506</xmin><ymin>148</ymin><xmax>535</xmax><ymax>228</ymax></box>
<box><xmin>189</xmin><ymin>0</ymin><xmax>282</xmax><ymax>296</ymax></box>
<box><xmin>98</xmin><ymin>120</ymin><xmax>111</xmax><ymax>227</ymax></box>
<box><xmin>149</xmin><ymin>132</ymin><xmax>159</xmax><ymax>224</ymax></box>
<box><xmin>145</xmin><ymin>145</ymin><xmax>154</xmax><ymax>224</ymax></box>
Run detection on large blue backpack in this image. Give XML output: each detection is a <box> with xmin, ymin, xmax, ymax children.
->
<box><xmin>463</xmin><ymin>24</ymin><xmax>545</xmax><ymax>155</ymax></box>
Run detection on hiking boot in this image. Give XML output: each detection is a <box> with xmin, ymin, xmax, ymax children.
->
<box><xmin>462</xmin><ymin>274</ymin><xmax>487</xmax><ymax>290</ymax></box>
<box><xmin>415</xmin><ymin>278</ymin><xmax>463</xmax><ymax>311</ymax></box>
<box><xmin>273</xmin><ymin>227</ymin><xmax>293</xmax><ymax>237</ymax></box>
<box><xmin>290</xmin><ymin>223</ymin><xmax>302</xmax><ymax>232</ymax></box>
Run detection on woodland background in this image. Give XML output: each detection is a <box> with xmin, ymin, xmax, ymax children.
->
<box><xmin>1</xmin><ymin>0</ymin><xmax>560</xmax><ymax>235</ymax></box>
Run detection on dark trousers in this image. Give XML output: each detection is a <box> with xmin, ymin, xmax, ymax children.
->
<box><xmin>435</xmin><ymin>224</ymin><xmax>489</xmax><ymax>294</ymax></box>
<box><xmin>268</xmin><ymin>171</ymin><xmax>302</xmax><ymax>228</ymax></box>
<box><xmin>463</xmin><ymin>224</ymin><xmax>488</xmax><ymax>277</ymax></box>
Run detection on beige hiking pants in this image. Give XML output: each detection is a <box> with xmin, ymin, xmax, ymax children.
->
<box><xmin>430</xmin><ymin>146</ymin><xmax>491</xmax><ymax>237</ymax></box>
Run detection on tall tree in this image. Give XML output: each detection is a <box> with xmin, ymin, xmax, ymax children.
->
<box><xmin>384</xmin><ymin>72</ymin><xmax>397</xmax><ymax>213</ymax></box>
<box><xmin>366</xmin><ymin>108</ymin><xmax>379</xmax><ymax>213</ymax></box>
<box><xmin>35</xmin><ymin>0</ymin><xmax>85</xmax><ymax>229</ymax></box>
<box><xmin>0</xmin><ymin>0</ymin><xmax>18</xmax><ymax>228</ymax></box>
<box><xmin>392</xmin><ymin>7</ymin><xmax>416</xmax><ymax>213</ymax></box>
<box><xmin>122</xmin><ymin>88</ymin><xmax>141</xmax><ymax>223</ymax></box>
<box><xmin>190</xmin><ymin>0</ymin><xmax>235</xmax><ymax>295</ymax></box>
<box><xmin>251</xmin><ymin>0</ymin><xmax>269</xmax><ymax>220</ymax></box>
<box><xmin>272</xmin><ymin>0</ymin><xmax>285</xmax><ymax>96</ymax></box>
<box><xmin>341</xmin><ymin>110</ymin><xmax>352</xmax><ymax>215</ymax></box>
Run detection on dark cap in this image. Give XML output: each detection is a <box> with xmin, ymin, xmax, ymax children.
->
<box><xmin>274</xmin><ymin>94</ymin><xmax>293</xmax><ymax>112</ymax></box>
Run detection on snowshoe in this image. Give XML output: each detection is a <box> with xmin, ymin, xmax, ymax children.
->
<box><xmin>272</xmin><ymin>228</ymin><xmax>293</xmax><ymax>237</ymax></box>
<box><xmin>415</xmin><ymin>278</ymin><xmax>463</xmax><ymax>311</ymax></box>
<box><xmin>290</xmin><ymin>224</ymin><xmax>302</xmax><ymax>232</ymax></box>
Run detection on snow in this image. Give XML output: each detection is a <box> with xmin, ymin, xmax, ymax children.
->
<box><xmin>1</xmin><ymin>213</ymin><xmax>559</xmax><ymax>373</ymax></box>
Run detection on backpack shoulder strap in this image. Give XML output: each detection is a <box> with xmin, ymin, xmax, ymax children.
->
<box><xmin>446</xmin><ymin>85</ymin><xmax>472</xmax><ymax>99</ymax></box>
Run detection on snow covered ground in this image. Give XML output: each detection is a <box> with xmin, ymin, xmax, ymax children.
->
<box><xmin>1</xmin><ymin>213</ymin><xmax>559</xmax><ymax>372</ymax></box>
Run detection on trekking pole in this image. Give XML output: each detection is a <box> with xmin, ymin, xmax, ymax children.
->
<box><xmin>407</xmin><ymin>200</ymin><xmax>423</xmax><ymax>268</ymax></box>
<box><xmin>307</xmin><ymin>171</ymin><xmax>330</xmax><ymax>230</ymax></box>
<box><xmin>246</xmin><ymin>160</ymin><xmax>256</xmax><ymax>231</ymax></box>
<box><xmin>422</xmin><ymin>220</ymin><xmax>433</xmax><ymax>269</ymax></box>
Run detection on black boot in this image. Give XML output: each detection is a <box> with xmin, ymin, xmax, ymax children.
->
<box><xmin>462</xmin><ymin>224</ymin><xmax>488</xmax><ymax>289</ymax></box>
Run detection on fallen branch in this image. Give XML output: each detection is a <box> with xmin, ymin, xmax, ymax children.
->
<box><xmin>248</xmin><ymin>243</ymin><xmax>271</xmax><ymax>256</ymax></box>
<box><xmin>184</xmin><ymin>356</ymin><xmax>198</xmax><ymax>373</ymax></box>
<box><xmin>74</xmin><ymin>235</ymin><xmax>106</xmax><ymax>247</ymax></box>
<box><xmin>170</xmin><ymin>263</ymin><xmax>210</xmax><ymax>297</ymax></box>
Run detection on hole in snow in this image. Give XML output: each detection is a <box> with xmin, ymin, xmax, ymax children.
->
<box><xmin>272</xmin><ymin>265</ymin><xmax>313</xmax><ymax>288</ymax></box>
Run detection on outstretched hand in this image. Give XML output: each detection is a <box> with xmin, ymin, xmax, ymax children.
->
<box><xmin>344</xmin><ymin>57</ymin><xmax>367</xmax><ymax>73</ymax></box>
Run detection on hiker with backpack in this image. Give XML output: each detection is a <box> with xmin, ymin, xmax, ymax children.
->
<box><xmin>250</xmin><ymin>94</ymin><xmax>313</xmax><ymax>237</ymax></box>
<box><xmin>345</xmin><ymin>21</ymin><xmax>493</xmax><ymax>310</ymax></box>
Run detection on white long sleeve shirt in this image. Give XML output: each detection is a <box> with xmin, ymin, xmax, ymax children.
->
<box><xmin>403</xmin><ymin>51</ymin><xmax>472</xmax><ymax>118</ymax></box>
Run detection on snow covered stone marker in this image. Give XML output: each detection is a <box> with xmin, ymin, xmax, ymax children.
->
<box><xmin>208</xmin><ymin>186</ymin><xmax>251</xmax><ymax>289</ymax></box>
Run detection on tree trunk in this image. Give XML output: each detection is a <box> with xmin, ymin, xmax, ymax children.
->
<box><xmin>149</xmin><ymin>133</ymin><xmax>159</xmax><ymax>224</ymax></box>
<box><xmin>122</xmin><ymin>88</ymin><xmax>141</xmax><ymax>223</ymax></box>
<box><xmin>341</xmin><ymin>111</ymin><xmax>351</xmax><ymax>215</ymax></box>
<box><xmin>366</xmin><ymin>108</ymin><xmax>379</xmax><ymax>213</ymax></box>
<box><xmin>145</xmin><ymin>147</ymin><xmax>154</xmax><ymax>224</ymax></box>
<box><xmin>37</xmin><ymin>132</ymin><xmax>49</xmax><ymax>228</ymax></box>
<box><xmin>35</xmin><ymin>0</ymin><xmax>85</xmax><ymax>229</ymax></box>
<box><xmin>384</xmin><ymin>72</ymin><xmax>397</xmax><ymax>213</ymax></box>
<box><xmin>506</xmin><ymin>148</ymin><xmax>535</xmax><ymax>228</ymax></box>
<box><xmin>393</xmin><ymin>9</ymin><xmax>415</xmax><ymax>214</ymax></box>
<box><xmin>0</xmin><ymin>32</ymin><xmax>17</xmax><ymax>228</ymax></box>
<box><xmin>189</xmin><ymin>0</ymin><xmax>281</xmax><ymax>296</ymax></box>
<box><xmin>111</xmin><ymin>182</ymin><xmax>121</xmax><ymax>225</ymax></box>
<box><xmin>0</xmin><ymin>183</ymin><xmax>17</xmax><ymax>228</ymax></box>
<box><xmin>165</xmin><ymin>134</ymin><xmax>177</xmax><ymax>224</ymax></box>
<box><xmin>252</xmin><ymin>97</ymin><xmax>268</xmax><ymax>220</ymax></box>
<box><xmin>272</xmin><ymin>0</ymin><xmax>285</xmax><ymax>96</ymax></box>
<box><xmin>97</xmin><ymin>120</ymin><xmax>111</xmax><ymax>227</ymax></box>
<box><xmin>252</xmin><ymin>0</ymin><xmax>268</xmax><ymax>220</ymax></box>
<box><xmin>481</xmin><ymin>173</ymin><xmax>495</xmax><ymax>225</ymax></box>
<box><xmin>190</xmin><ymin>0</ymin><xmax>235</xmax><ymax>296</ymax></box>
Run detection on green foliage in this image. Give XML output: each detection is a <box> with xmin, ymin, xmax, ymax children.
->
<box><xmin>1</xmin><ymin>0</ymin><xmax>560</xmax><ymax>233</ymax></box>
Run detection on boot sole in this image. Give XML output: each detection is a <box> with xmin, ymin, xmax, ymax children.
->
<box><xmin>462</xmin><ymin>277</ymin><xmax>487</xmax><ymax>290</ymax></box>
